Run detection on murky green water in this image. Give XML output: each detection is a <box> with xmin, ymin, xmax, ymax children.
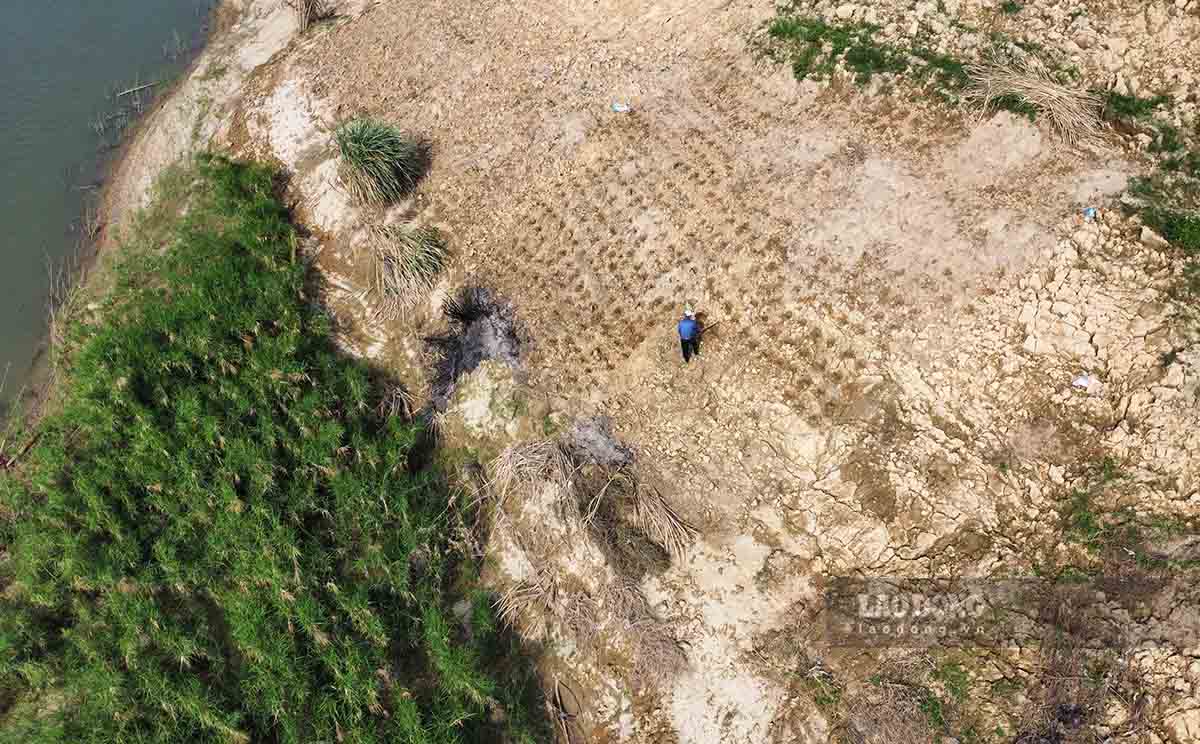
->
<box><xmin>0</xmin><ymin>0</ymin><xmax>214</xmax><ymax>414</ymax></box>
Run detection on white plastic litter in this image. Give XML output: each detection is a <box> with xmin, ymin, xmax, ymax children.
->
<box><xmin>611</xmin><ymin>102</ymin><xmax>632</xmax><ymax>113</ymax></box>
<box><xmin>1072</xmin><ymin>374</ymin><xmax>1103</xmax><ymax>395</ymax></box>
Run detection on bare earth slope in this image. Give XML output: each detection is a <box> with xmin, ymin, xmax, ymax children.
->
<box><xmin>103</xmin><ymin>0</ymin><xmax>1200</xmax><ymax>741</ymax></box>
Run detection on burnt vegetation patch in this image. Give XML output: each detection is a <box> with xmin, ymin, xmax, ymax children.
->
<box><xmin>423</xmin><ymin>286</ymin><xmax>521</xmax><ymax>411</ymax></box>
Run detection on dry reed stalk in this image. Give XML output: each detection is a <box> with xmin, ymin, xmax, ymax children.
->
<box><xmin>965</xmin><ymin>57</ymin><xmax>1104</xmax><ymax>146</ymax></box>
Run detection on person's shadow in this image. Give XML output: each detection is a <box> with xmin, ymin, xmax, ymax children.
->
<box><xmin>696</xmin><ymin>309</ymin><xmax>710</xmax><ymax>340</ymax></box>
<box><xmin>692</xmin><ymin>310</ymin><xmax>710</xmax><ymax>357</ymax></box>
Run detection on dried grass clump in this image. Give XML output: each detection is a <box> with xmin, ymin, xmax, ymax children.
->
<box><xmin>841</xmin><ymin>656</ymin><xmax>936</xmax><ymax>744</ymax></box>
<box><xmin>965</xmin><ymin>58</ymin><xmax>1104</xmax><ymax>146</ymax></box>
<box><xmin>284</xmin><ymin>0</ymin><xmax>333</xmax><ymax>33</ymax></box>
<box><xmin>496</xmin><ymin>571</ymin><xmax>558</xmax><ymax>639</ymax></box>
<box><xmin>495</xmin><ymin>569</ymin><xmax>603</xmax><ymax>649</ymax></box>
<box><xmin>369</xmin><ymin>224</ymin><xmax>447</xmax><ymax>319</ymax></box>
<box><xmin>578</xmin><ymin>467</ymin><xmax>697</xmax><ymax>560</ymax></box>
<box><xmin>490</xmin><ymin>440</ymin><xmax>576</xmax><ymax>505</ymax></box>
<box><xmin>607</xmin><ymin>579</ymin><xmax>687</xmax><ymax>682</ymax></box>
<box><xmin>427</xmin><ymin>408</ymin><xmax>448</xmax><ymax>440</ymax></box>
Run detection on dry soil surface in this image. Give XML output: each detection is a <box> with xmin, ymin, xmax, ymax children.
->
<box><xmin>102</xmin><ymin>0</ymin><xmax>1200</xmax><ymax>741</ymax></box>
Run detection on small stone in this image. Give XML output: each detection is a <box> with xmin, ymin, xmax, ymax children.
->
<box><xmin>1104</xmin><ymin>36</ymin><xmax>1130</xmax><ymax>57</ymax></box>
<box><xmin>836</xmin><ymin>3</ymin><xmax>856</xmax><ymax>20</ymax></box>
<box><xmin>1141</xmin><ymin>226</ymin><xmax>1170</xmax><ymax>249</ymax></box>
<box><xmin>1018</xmin><ymin>302</ymin><xmax>1037</xmax><ymax>326</ymax></box>
<box><xmin>1072</xmin><ymin>229</ymin><xmax>1097</xmax><ymax>250</ymax></box>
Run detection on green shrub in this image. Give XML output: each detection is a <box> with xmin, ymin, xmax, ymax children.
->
<box><xmin>991</xmin><ymin>92</ymin><xmax>1038</xmax><ymax>121</ymax></box>
<box><xmin>912</xmin><ymin>48</ymin><xmax>971</xmax><ymax>94</ymax></box>
<box><xmin>1145</xmin><ymin>208</ymin><xmax>1200</xmax><ymax>253</ymax></box>
<box><xmin>845</xmin><ymin>42</ymin><xmax>908</xmax><ymax>82</ymax></box>
<box><xmin>1000</xmin><ymin>1</ymin><xmax>1023</xmax><ymax>13</ymax></box>
<box><xmin>335</xmin><ymin>119</ymin><xmax>428</xmax><ymax>205</ymax></box>
<box><xmin>0</xmin><ymin>155</ymin><xmax>543</xmax><ymax>743</ymax></box>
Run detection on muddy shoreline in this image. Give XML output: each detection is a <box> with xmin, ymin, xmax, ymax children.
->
<box><xmin>97</xmin><ymin>0</ymin><xmax>236</xmax><ymax>245</ymax></box>
<box><xmin>3</xmin><ymin>1</ymin><xmax>234</xmax><ymax>429</ymax></box>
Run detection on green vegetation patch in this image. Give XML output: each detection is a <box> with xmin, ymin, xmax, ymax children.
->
<box><xmin>1102</xmin><ymin>91</ymin><xmax>1170</xmax><ymax>122</ymax></box>
<box><xmin>0</xmin><ymin>155</ymin><xmax>544</xmax><ymax>743</ymax></box>
<box><xmin>803</xmin><ymin>674</ymin><xmax>843</xmax><ymax>710</ymax></box>
<box><xmin>762</xmin><ymin>14</ymin><xmax>971</xmax><ymax>99</ymax></box>
<box><xmin>1113</xmin><ymin>93</ymin><xmax>1200</xmax><ymax>270</ymax></box>
<box><xmin>764</xmin><ymin>17</ymin><xmax>909</xmax><ymax>84</ymax></box>
<box><xmin>1126</xmin><ymin>158</ymin><xmax>1200</xmax><ymax>259</ymax></box>
<box><xmin>934</xmin><ymin>662</ymin><xmax>971</xmax><ymax>704</ymax></box>
<box><xmin>919</xmin><ymin>690</ymin><xmax>946</xmax><ymax>729</ymax></box>
<box><xmin>1058</xmin><ymin>459</ymin><xmax>1200</xmax><ymax>571</ymax></box>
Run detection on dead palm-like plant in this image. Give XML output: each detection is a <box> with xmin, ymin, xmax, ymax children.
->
<box><xmin>284</xmin><ymin>0</ymin><xmax>332</xmax><ymax>33</ymax></box>
<box><xmin>628</xmin><ymin>481</ymin><xmax>698</xmax><ymax>558</ymax></box>
<box><xmin>495</xmin><ymin>570</ymin><xmax>559</xmax><ymax>639</ymax></box>
<box><xmin>369</xmin><ymin>224</ymin><xmax>448</xmax><ymax>319</ymax></box>
<box><xmin>490</xmin><ymin>440</ymin><xmax>576</xmax><ymax>506</ymax></box>
<box><xmin>964</xmin><ymin>57</ymin><xmax>1104</xmax><ymax>146</ymax></box>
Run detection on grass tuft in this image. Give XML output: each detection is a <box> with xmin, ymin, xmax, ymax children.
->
<box><xmin>369</xmin><ymin>224</ymin><xmax>448</xmax><ymax>318</ymax></box>
<box><xmin>336</xmin><ymin>119</ymin><xmax>429</xmax><ymax>205</ymax></box>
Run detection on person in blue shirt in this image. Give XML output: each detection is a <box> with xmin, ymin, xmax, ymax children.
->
<box><xmin>678</xmin><ymin>308</ymin><xmax>701</xmax><ymax>363</ymax></box>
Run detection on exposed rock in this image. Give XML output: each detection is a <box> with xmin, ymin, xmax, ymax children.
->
<box><xmin>1141</xmin><ymin>226</ymin><xmax>1171</xmax><ymax>249</ymax></box>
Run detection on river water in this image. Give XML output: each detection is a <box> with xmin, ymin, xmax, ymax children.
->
<box><xmin>0</xmin><ymin>0</ymin><xmax>215</xmax><ymax>415</ymax></box>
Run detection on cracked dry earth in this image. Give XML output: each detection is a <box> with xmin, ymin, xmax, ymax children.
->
<box><xmin>102</xmin><ymin>0</ymin><xmax>1200</xmax><ymax>741</ymax></box>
